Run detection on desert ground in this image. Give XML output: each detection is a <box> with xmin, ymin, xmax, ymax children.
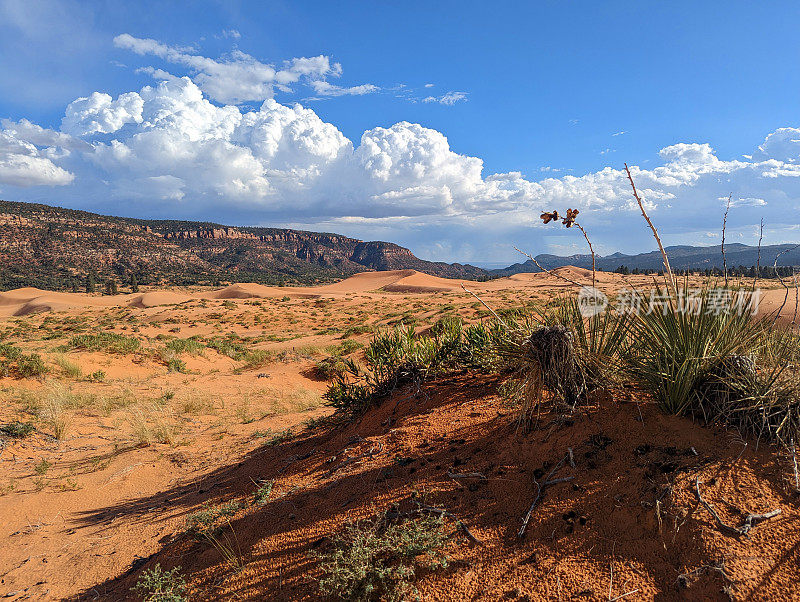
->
<box><xmin>0</xmin><ymin>268</ymin><xmax>798</xmax><ymax>601</ymax></box>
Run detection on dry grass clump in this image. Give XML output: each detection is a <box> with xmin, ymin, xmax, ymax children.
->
<box><xmin>128</xmin><ymin>404</ymin><xmax>181</xmax><ymax>446</ymax></box>
<box><xmin>496</xmin><ymin>299</ymin><xmax>630</xmax><ymax>426</ymax></box>
<box><xmin>53</xmin><ymin>354</ymin><xmax>83</xmax><ymax>379</ymax></box>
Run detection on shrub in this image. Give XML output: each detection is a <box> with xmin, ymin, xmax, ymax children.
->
<box><xmin>324</xmin><ymin>319</ymin><xmax>504</xmax><ymax>417</ymax></box>
<box><xmin>15</xmin><ymin>353</ymin><xmax>49</xmax><ymax>378</ymax></box>
<box><xmin>627</xmin><ymin>287</ymin><xmax>767</xmax><ymax>415</ymax></box>
<box><xmin>314</xmin><ymin>356</ymin><xmax>350</xmax><ymax>380</ymax></box>
<box><xmin>165</xmin><ymin>337</ymin><xmax>204</xmax><ymax>355</ymax></box>
<box><xmin>316</xmin><ymin>511</ymin><xmax>450</xmax><ymax>602</ymax></box>
<box><xmin>67</xmin><ymin>332</ymin><xmax>140</xmax><ymax>354</ymax></box>
<box><xmin>132</xmin><ymin>564</ymin><xmax>187</xmax><ymax>602</ymax></box>
<box><xmin>0</xmin><ymin>343</ymin><xmax>49</xmax><ymax>378</ymax></box>
<box><xmin>0</xmin><ymin>421</ymin><xmax>35</xmax><ymax>438</ymax></box>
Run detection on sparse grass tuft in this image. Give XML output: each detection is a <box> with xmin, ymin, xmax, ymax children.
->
<box><xmin>185</xmin><ymin>500</ymin><xmax>242</xmax><ymax>537</ymax></box>
<box><xmin>54</xmin><ymin>354</ymin><xmax>83</xmax><ymax>379</ymax></box>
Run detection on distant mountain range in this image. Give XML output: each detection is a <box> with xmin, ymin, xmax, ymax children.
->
<box><xmin>0</xmin><ymin>199</ymin><xmax>796</xmax><ymax>291</ymax></box>
<box><xmin>491</xmin><ymin>243</ymin><xmax>800</xmax><ymax>276</ymax></box>
<box><xmin>0</xmin><ymin>200</ymin><xmax>485</xmax><ymax>290</ymax></box>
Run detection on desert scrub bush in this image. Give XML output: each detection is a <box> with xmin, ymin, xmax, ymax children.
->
<box><xmin>204</xmin><ymin>335</ymin><xmax>251</xmax><ymax>360</ymax></box>
<box><xmin>164</xmin><ymin>337</ymin><xmax>204</xmax><ymax>355</ymax></box>
<box><xmin>0</xmin><ymin>421</ymin><xmax>35</xmax><ymax>438</ymax></box>
<box><xmin>0</xmin><ymin>343</ymin><xmax>49</xmax><ymax>378</ymax></box>
<box><xmin>324</xmin><ymin>319</ymin><xmax>504</xmax><ymax>417</ymax></box>
<box><xmin>494</xmin><ymin>298</ymin><xmax>631</xmax><ymax>425</ymax></box>
<box><xmin>314</xmin><ymin>355</ymin><xmax>350</xmax><ymax>380</ymax></box>
<box><xmin>86</xmin><ymin>369</ymin><xmax>106</xmax><ymax>382</ymax></box>
<box><xmin>316</xmin><ymin>511</ymin><xmax>450</xmax><ymax>602</ymax></box>
<box><xmin>132</xmin><ymin>564</ymin><xmax>187</xmax><ymax>602</ymax></box>
<box><xmin>15</xmin><ymin>353</ymin><xmax>48</xmax><ymax>378</ymax></box>
<box><xmin>626</xmin><ymin>286</ymin><xmax>767</xmax><ymax>415</ymax></box>
<box><xmin>66</xmin><ymin>332</ymin><xmax>140</xmax><ymax>354</ymax></box>
<box><xmin>154</xmin><ymin>348</ymin><xmax>188</xmax><ymax>373</ymax></box>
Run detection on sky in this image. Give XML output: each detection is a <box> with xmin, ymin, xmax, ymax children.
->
<box><xmin>1</xmin><ymin>0</ymin><xmax>800</xmax><ymax>267</ymax></box>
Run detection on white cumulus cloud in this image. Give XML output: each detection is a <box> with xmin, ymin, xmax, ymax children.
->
<box><xmin>3</xmin><ymin>72</ymin><xmax>800</xmax><ymax>262</ymax></box>
<box><xmin>113</xmin><ymin>33</ymin><xmax>378</xmax><ymax>104</ymax></box>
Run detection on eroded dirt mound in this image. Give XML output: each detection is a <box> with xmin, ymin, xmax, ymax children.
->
<box><xmin>73</xmin><ymin>375</ymin><xmax>799</xmax><ymax>601</ymax></box>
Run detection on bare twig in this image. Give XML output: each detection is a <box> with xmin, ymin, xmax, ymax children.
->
<box><xmin>609</xmin><ymin>591</ymin><xmax>639</xmax><ymax>602</ymax></box>
<box><xmin>419</xmin><ymin>505</ymin><xmax>483</xmax><ymax>545</ymax></box>
<box><xmin>447</xmin><ymin>472</ymin><xmax>487</xmax><ymax>480</ymax></box>
<box><xmin>721</xmin><ymin>194</ymin><xmax>731</xmax><ymax>288</ymax></box>
<box><xmin>517</xmin><ymin>478</ymin><xmax>541</xmax><ymax>538</ymax></box>
<box><xmin>753</xmin><ymin>218</ymin><xmax>763</xmax><ymax>291</ymax></box>
<box><xmin>624</xmin><ymin>164</ymin><xmax>676</xmax><ymax>295</ymax></box>
<box><xmin>460</xmin><ymin>283</ymin><xmax>510</xmax><ymax>328</ymax></box>
<box><xmin>567</xmin><ymin>447</ymin><xmax>575</xmax><ymax>468</ymax></box>
<box><xmin>513</xmin><ymin>246</ymin><xmax>587</xmax><ymax>288</ymax></box>
<box><xmin>791</xmin><ymin>439</ymin><xmax>799</xmax><ymax>492</ymax></box>
<box><xmin>771</xmin><ymin>244</ymin><xmax>800</xmax><ymax>326</ymax></box>
<box><xmin>518</xmin><ymin>451</ymin><xmax>573</xmax><ymax>538</ymax></box>
<box><xmin>575</xmin><ymin>222</ymin><xmax>596</xmax><ymax>290</ymax></box>
<box><xmin>694</xmin><ymin>477</ymin><xmax>781</xmax><ymax>536</ymax></box>
<box><xmin>543</xmin><ymin>476</ymin><xmax>574</xmax><ymax>486</ymax></box>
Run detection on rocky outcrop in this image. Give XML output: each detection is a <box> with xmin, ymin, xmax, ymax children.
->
<box><xmin>0</xmin><ymin>199</ymin><xmax>488</xmax><ymax>290</ymax></box>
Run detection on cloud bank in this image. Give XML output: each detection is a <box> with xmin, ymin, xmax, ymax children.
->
<box><xmin>1</xmin><ymin>38</ymin><xmax>800</xmax><ymax>262</ymax></box>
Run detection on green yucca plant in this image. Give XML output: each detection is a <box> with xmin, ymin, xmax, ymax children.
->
<box><xmin>626</xmin><ymin>286</ymin><xmax>768</xmax><ymax>415</ymax></box>
<box><xmin>324</xmin><ymin>318</ymin><xmax>503</xmax><ymax>417</ymax></box>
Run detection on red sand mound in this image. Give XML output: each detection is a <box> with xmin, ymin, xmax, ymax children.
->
<box><xmin>75</xmin><ymin>375</ymin><xmax>799</xmax><ymax>601</ymax></box>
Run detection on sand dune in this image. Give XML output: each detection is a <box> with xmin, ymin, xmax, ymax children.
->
<box><xmin>0</xmin><ymin>288</ymin><xmax>122</xmax><ymax>316</ymax></box>
<box><xmin>130</xmin><ymin>291</ymin><xmax>194</xmax><ymax>308</ymax></box>
<box><xmin>0</xmin><ymin>269</ymin><xmax>797</xmax><ymax>321</ymax></box>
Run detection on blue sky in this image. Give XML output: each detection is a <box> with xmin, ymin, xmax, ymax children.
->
<box><xmin>2</xmin><ymin>0</ymin><xmax>800</xmax><ymax>266</ymax></box>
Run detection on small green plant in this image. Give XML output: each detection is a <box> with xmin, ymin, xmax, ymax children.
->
<box><xmin>253</xmin><ymin>479</ymin><xmax>274</xmax><ymax>505</ymax></box>
<box><xmin>267</xmin><ymin>428</ymin><xmax>293</xmax><ymax>446</ymax></box>
<box><xmin>132</xmin><ymin>564</ymin><xmax>187</xmax><ymax>602</ymax></box>
<box><xmin>316</xmin><ymin>511</ymin><xmax>450</xmax><ymax>602</ymax></box>
<box><xmin>165</xmin><ymin>337</ymin><xmax>204</xmax><ymax>355</ymax></box>
<box><xmin>166</xmin><ymin>356</ymin><xmax>187</xmax><ymax>373</ymax></box>
<box><xmin>86</xmin><ymin>369</ymin><xmax>106</xmax><ymax>382</ymax></box>
<box><xmin>35</xmin><ymin>458</ymin><xmax>52</xmax><ymax>475</ymax></box>
<box><xmin>0</xmin><ymin>421</ymin><xmax>35</xmax><ymax>438</ymax></box>
<box><xmin>185</xmin><ymin>501</ymin><xmax>242</xmax><ymax>537</ymax></box>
